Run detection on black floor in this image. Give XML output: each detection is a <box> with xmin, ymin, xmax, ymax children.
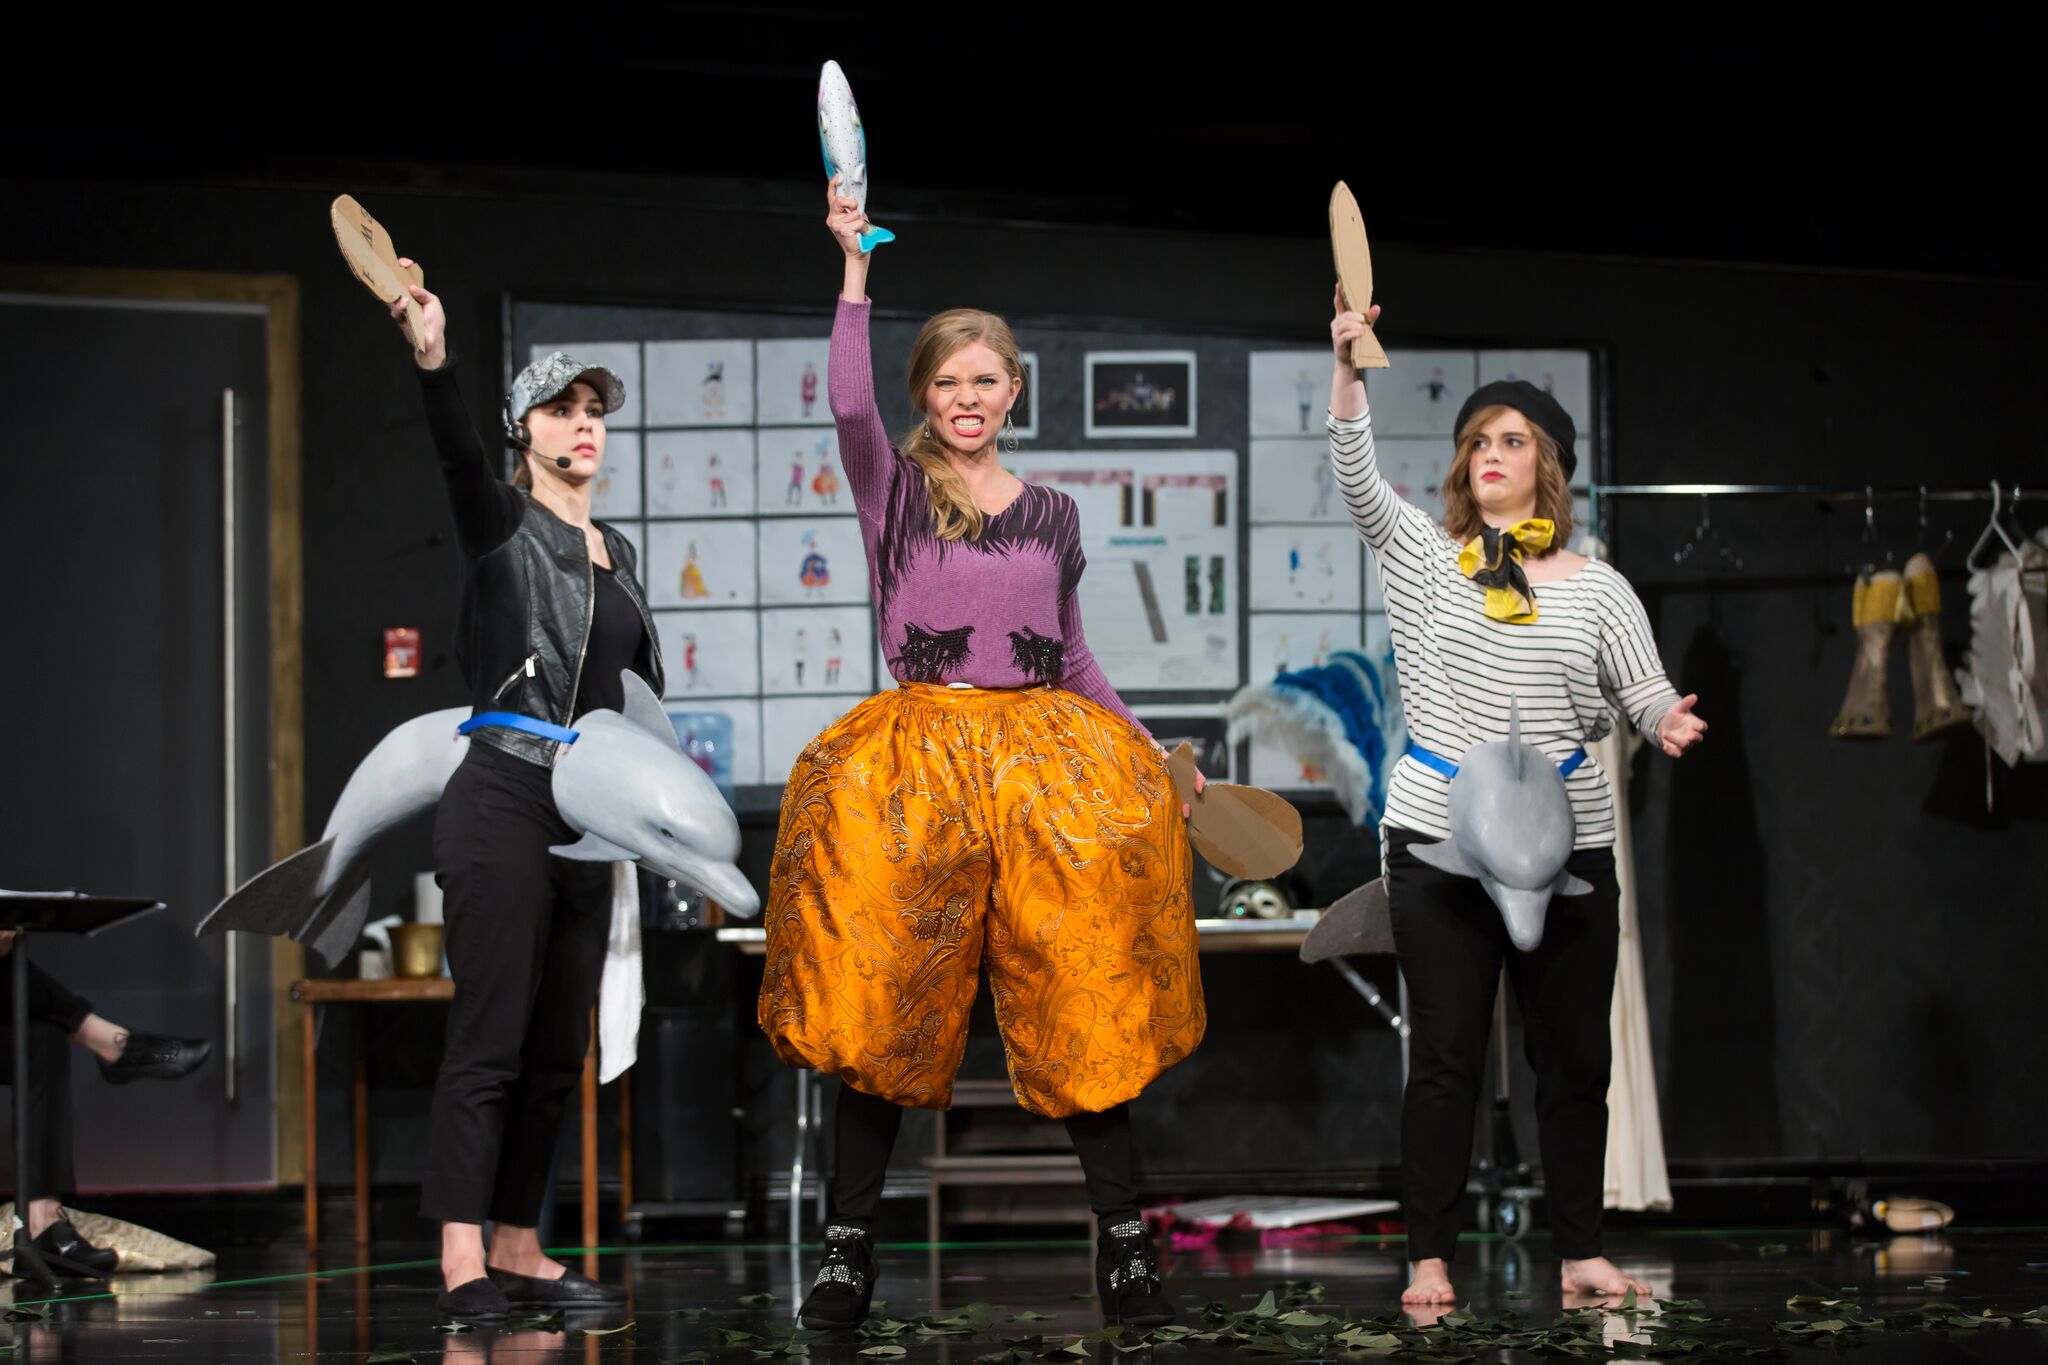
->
<box><xmin>3</xmin><ymin>1226</ymin><xmax>2045</xmax><ymax>1361</ymax></box>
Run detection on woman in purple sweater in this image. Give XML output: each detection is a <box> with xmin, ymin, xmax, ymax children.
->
<box><xmin>759</xmin><ymin>179</ymin><xmax>1204</xmax><ymax>1330</ymax></box>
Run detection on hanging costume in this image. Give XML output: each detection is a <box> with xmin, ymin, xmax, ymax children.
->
<box><xmin>1957</xmin><ymin>531</ymin><xmax>2048</xmax><ymax>766</ymax></box>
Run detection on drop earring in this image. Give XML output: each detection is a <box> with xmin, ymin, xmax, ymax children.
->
<box><xmin>1004</xmin><ymin>413</ymin><xmax>1019</xmax><ymax>455</ymax></box>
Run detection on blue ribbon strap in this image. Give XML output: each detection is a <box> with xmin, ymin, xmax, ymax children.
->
<box><xmin>1408</xmin><ymin>742</ymin><xmax>1586</xmax><ymax>779</ymax></box>
<box><xmin>459</xmin><ymin>712</ymin><xmax>580</xmax><ymax>745</ymax></box>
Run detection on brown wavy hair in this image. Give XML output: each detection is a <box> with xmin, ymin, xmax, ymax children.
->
<box><xmin>901</xmin><ymin>309</ymin><xmax>1024</xmax><ymax>542</ymax></box>
<box><xmin>1442</xmin><ymin>404</ymin><xmax>1573</xmax><ymax>551</ymax></box>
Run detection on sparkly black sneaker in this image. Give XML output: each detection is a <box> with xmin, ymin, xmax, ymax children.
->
<box><xmin>798</xmin><ymin>1224</ymin><xmax>876</xmax><ymax>1330</ymax></box>
<box><xmin>1096</xmin><ymin>1218</ymin><xmax>1174</xmax><ymax>1326</ymax></box>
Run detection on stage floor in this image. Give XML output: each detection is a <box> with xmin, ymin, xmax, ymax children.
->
<box><xmin>3</xmin><ymin>1226</ymin><xmax>2044</xmax><ymax>1361</ymax></box>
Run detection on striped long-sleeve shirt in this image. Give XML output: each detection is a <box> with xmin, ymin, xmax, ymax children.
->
<box><xmin>1329</xmin><ymin>410</ymin><xmax>1680</xmax><ymax>847</ymax></box>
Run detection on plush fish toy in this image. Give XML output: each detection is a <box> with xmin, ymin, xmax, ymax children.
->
<box><xmin>818</xmin><ymin>59</ymin><xmax>895</xmax><ymax>253</ymax></box>
<box><xmin>197</xmin><ymin>672</ymin><xmax>758</xmax><ymax>968</ymax></box>
<box><xmin>1302</xmin><ymin>701</ymin><xmax>1592</xmax><ymax>962</ymax></box>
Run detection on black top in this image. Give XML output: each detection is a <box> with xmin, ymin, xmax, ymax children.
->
<box><xmin>418</xmin><ymin>351</ymin><xmax>522</xmax><ymax>558</ymax></box>
<box><xmin>579</xmin><ymin>563</ymin><xmax>646</xmax><ymax>719</ymax></box>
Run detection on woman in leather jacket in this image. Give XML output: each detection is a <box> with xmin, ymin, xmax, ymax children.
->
<box><xmin>387</xmin><ymin>263</ymin><xmax>660</xmax><ymax>1320</ymax></box>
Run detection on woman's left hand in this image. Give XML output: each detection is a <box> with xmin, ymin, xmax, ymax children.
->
<box><xmin>1657</xmin><ymin>695</ymin><xmax>1707</xmax><ymax>757</ymax></box>
<box><xmin>1156</xmin><ymin>739</ymin><xmax>1204</xmax><ymax>819</ymax></box>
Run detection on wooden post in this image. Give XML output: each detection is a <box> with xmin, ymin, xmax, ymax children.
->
<box><xmin>301</xmin><ymin>998</ymin><xmax>318</xmax><ymax>1254</ymax></box>
<box><xmin>352</xmin><ymin>1006</ymin><xmax>370</xmax><ymax>1245</ymax></box>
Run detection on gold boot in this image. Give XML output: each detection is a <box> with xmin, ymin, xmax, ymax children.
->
<box><xmin>1831</xmin><ymin>570</ymin><xmax>1900</xmax><ymax>738</ymax></box>
<box><xmin>1900</xmin><ymin>552</ymin><xmax>1972</xmax><ymax>740</ymax></box>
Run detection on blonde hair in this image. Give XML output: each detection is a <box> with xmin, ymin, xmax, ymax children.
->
<box><xmin>1442</xmin><ymin>404</ymin><xmax>1574</xmax><ymax>550</ymax></box>
<box><xmin>901</xmin><ymin>309</ymin><xmax>1024</xmax><ymax>542</ymax></box>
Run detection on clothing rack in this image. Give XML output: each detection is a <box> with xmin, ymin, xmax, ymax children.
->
<box><xmin>1585</xmin><ymin>481</ymin><xmax>2036</xmax><ymax>546</ymax></box>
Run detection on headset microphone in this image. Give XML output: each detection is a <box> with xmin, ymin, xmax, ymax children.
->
<box><xmin>504</xmin><ymin>400</ymin><xmax>573</xmax><ymax>469</ymax></box>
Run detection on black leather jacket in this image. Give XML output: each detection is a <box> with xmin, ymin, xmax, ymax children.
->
<box><xmin>419</xmin><ymin>357</ymin><xmax>663</xmax><ymax>767</ymax></box>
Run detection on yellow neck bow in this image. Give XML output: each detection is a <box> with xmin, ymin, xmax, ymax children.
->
<box><xmin>1457</xmin><ymin>519</ymin><xmax>1555</xmax><ymax>623</ymax></box>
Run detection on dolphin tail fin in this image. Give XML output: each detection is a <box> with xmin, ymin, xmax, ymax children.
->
<box><xmin>301</xmin><ymin>868</ymin><xmax>375</xmax><ymax>970</ymax></box>
<box><xmin>195</xmin><ymin>838</ymin><xmax>378</xmax><ymax>971</ymax></box>
<box><xmin>1301</xmin><ymin>878</ymin><xmax>1395</xmax><ymax>963</ymax></box>
<box><xmin>1409</xmin><ymin>837</ymin><xmax>1479</xmax><ymax>878</ymax></box>
<box><xmin>1554</xmin><ymin>870</ymin><xmax>1595</xmax><ymax>897</ymax></box>
<box><xmin>858</xmin><ymin>225</ymin><xmax>896</xmax><ymax>253</ymax></box>
<box><xmin>195</xmin><ymin>840</ymin><xmax>336</xmax><ymax>941</ymax></box>
<box><xmin>1508</xmin><ymin>698</ymin><xmax>1526</xmax><ymax>778</ymax></box>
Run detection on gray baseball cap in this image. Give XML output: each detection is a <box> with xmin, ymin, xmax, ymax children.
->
<box><xmin>504</xmin><ymin>351</ymin><xmax>627</xmax><ymax>436</ymax></box>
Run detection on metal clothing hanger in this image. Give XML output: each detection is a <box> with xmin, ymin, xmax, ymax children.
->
<box><xmin>1672</xmin><ymin>494</ymin><xmax>1743</xmax><ymax>569</ymax></box>
<box><xmin>1965</xmin><ymin>481</ymin><xmax>2025</xmax><ymax>571</ymax></box>
<box><xmin>1914</xmin><ymin>485</ymin><xmax>1955</xmax><ymax>562</ymax></box>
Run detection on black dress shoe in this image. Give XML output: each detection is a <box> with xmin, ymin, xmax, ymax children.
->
<box><xmin>437</xmin><ymin>1276</ymin><xmax>512</xmax><ymax>1321</ymax></box>
<box><xmin>1096</xmin><ymin>1218</ymin><xmax>1175</xmax><ymax>1327</ymax></box>
<box><xmin>488</xmin><ymin>1265</ymin><xmax>626</xmax><ymax>1306</ymax></box>
<box><xmin>798</xmin><ymin>1224</ymin><xmax>876</xmax><ymax>1330</ymax></box>
<box><xmin>98</xmin><ymin>1033</ymin><xmax>212</xmax><ymax>1085</ymax></box>
<box><xmin>30</xmin><ymin>1219</ymin><xmax>119</xmax><ymax>1276</ymax></box>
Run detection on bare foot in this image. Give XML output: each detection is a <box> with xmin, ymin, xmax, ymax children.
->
<box><xmin>1403</xmin><ymin>1300</ymin><xmax>1455</xmax><ymax>1328</ymax></box>
<box><xmin>1402</xmin><ymin>1258</ymin><xmax>1456</xmax><ymax>1305</ymax></box>
<box><xmin>1560</xmin><ymin>1257</ymin><xmax>1651</xmax><ymax>1299</ymax></box>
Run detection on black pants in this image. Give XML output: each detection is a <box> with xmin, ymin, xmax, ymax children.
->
<box><xmin>423</xmin><ymin>742</ymin><xmax>612</xmax><ymax>1227</ymax></box>
<box><xmin>829</xmin><ymin>1083</ymin><xmax>1139</xmax><ymax>1231</ymax></box>
<box><xmin>0</xmin><ymin>960</ymin><xmax>96</xmax><ymax>1200</ymax></box>
<box><xmin>1385</xmin><ymin>827</ymin><xmax>1619</xmax><ymax>1264</ymax></box>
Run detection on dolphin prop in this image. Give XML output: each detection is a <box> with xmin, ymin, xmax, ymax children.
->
<box><xmin>818</xmin><ymin>59</ymin><xmax>894</xmax><ymax>253</ymax></box>
<box><xmin>197</xmin><ymin>672</ymin><xmax>758</xmax><ymax>967</ymax></box>
<box><xmin>1300</xmin><ymin>703</ymin><xmax>1591</xmax><ymax>962</ymax></box>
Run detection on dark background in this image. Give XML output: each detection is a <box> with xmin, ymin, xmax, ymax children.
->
<box><xmin>8</xmin><ymin>21</ymin><xmax>2047</xmax><ymax>1214</ymax></box>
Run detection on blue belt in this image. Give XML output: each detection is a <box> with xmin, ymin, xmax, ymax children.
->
<box><xmin>1407</xmin><ymin>742</ymin><xmax>1586</xmax><ymax>779</ymax></box>
<box><xmin>459</xmin><ymin>712</ymin><xmax>580</xmax><ymax>744</ymax></box>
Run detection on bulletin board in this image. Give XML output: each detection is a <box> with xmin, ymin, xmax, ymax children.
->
<box><xmin>509</xmin><ymin>299</ymin><xmax>1600</xmax><ymax>801</ymax></box>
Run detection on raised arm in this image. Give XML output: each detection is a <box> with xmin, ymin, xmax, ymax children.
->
<box><xmin>1326</xmin><ymin>288</ymin><xmax>1438</xmax><ymax>561</ymax></box>
<box><xmin>390</xmin><ymin>265</ymin><xmax>520</xmax><ymax>558</ymax></box>
<box><xmin>826</xmin><ymin>177</ymin><xmax>897</xmax><ymax>522</ymax></box>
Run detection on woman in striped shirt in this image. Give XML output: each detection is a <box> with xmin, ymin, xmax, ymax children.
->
<box><xmin>1327</xmin><ymin>292</ymin><xmax>1706</xmax><ymax>1306</ymax></box>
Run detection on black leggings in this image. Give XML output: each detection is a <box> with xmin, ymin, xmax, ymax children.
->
<box><xmin>829</xmin><ymin>1084</ymin><xmax>1138</xmax><ymax>1231</ymax></box>
<box><xmin>423</xmin><ymin>741</ymin><xmax>612</xmax><ymax>1227</ymax></box>
<box><xmin>1385</xmin><ymin>827</ymin><xmax>1619</xmax><ymax>1264</ymax></box>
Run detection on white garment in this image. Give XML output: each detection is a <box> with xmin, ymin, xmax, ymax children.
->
<box><xmin>1595</xmin><ymin>728</ymin><xmax>1673</xmax><ymax>1212</ymax></box>
<box><xmin>1956</xmin><ymin>534</ymin><xmax>2048</xmax><ymax>766</ymax></box>
<box><xmin>597</xmin><ymin>861</ymin><xmax>643</xmax><ymax>1083</ymax></box>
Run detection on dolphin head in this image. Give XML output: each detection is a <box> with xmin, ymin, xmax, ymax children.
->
<box><xmin>1446</xmin><ymin>739</ymin><xmax>1575</xmax><ymax>891</ymax></box>
<box><xmin>551</xmin><ymin>712</ymin><xmax>761</xmax><ymax>917</ymax></box>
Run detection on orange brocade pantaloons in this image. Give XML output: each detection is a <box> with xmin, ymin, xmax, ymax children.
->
<box><xmin>758</xmin><ymin>684</ymin><xmax>1205</xmax><ymax>1118</ymax></box>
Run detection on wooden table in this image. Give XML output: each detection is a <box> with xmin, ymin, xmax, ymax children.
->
<box><xmin>290</xmin><ymin>977</ymin><xmax>615</xmax><ymax>1257</ymax></box>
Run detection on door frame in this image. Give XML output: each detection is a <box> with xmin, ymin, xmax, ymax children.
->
<box><xmin>0</xmin><ymin>264</ymin><xmax>306</xmax><ymax>1184</ymax></box>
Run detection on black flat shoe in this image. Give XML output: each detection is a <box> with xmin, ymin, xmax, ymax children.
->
<box><xmin>1097</xmin><ymin>1218</ymin><xmax>1174</xmax><ymax>1327</ymax></box>
<box><xmin>437</xmin><ymin>1276</ymin><xmax>512</xmax><ymax>1321</ymax></box>
<box><xmin>798</xmin><ymin>1224</ymin><xmax>876</xmax><ymax>1331</ymax></box>
<box><xmin>98</xmin><ymin>1033</ymin><xmax>212</xmax><ymax>1085</ymax></box>
<box><xmin>30</xmin><ymin>1218</ymin><xmax>119</xmax><ymax>1276</ymax></box>
<box><xmin>488</xmin><ymin>1265</ymin><xmax>627</xmax><ymax>1306</ymax></box>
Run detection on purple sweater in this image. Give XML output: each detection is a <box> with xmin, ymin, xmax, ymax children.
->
<box><xmin>831</xmin><ymin>298</ymin><xmax>1142</xmax><ymax>731</ymax></box>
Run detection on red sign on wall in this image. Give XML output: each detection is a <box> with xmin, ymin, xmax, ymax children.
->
<box><xmin>383</xmin><ymin>628</ymin><xmax>421</xmax><ymax>679</ymax></box>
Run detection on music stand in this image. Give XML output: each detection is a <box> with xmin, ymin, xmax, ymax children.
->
<box><xmin>0</xmin><ymin>892</ymin><xmax>163</xmax><ymax>1286</ymax></box>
